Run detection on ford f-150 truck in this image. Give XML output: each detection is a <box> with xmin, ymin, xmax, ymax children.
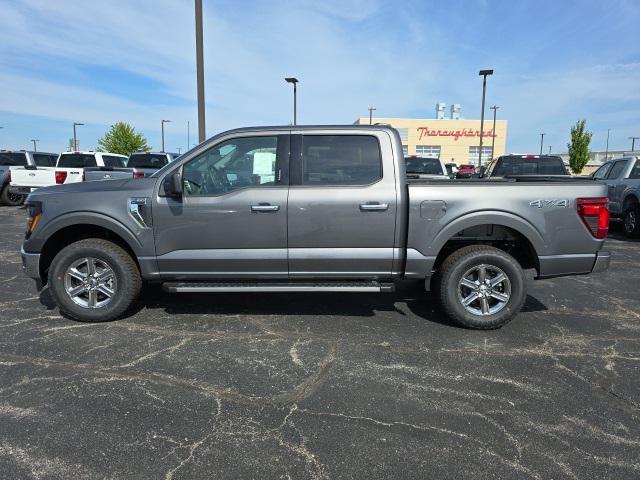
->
<box><xmin>20</xmin><ymin>125</ymin><xmax>611</xmax><ymax>329</ymax></box>
<box><xmin>83</xmin><ymin>151</ymin><xmax>181</xmax><ymax>182</ymax></box>
<box><xmin>0</xmin><ymin>150</ymin><xmax>58</xmax><ymax>205</ymax></box>
<box><xmin>10</xmin><ymin>151</ymin><xmax>127</xmax><ymax>194</ymax></box>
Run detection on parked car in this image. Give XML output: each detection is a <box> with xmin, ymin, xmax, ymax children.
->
<box><xmin>0</xmin><ymin>150</ymin><xmax>58</xmax><ymax>206</ymax></box>
<box><xmin>404</xmin><ymin>156</ymin><xmax>449</xmax><ymax>180</ymax></box>
<box><xmin>456</xmin><ymin>164</ymin><xmax>476</xmax><ymax>178</ymax></box>
<box><xmin>483</xmin><ymin>154</ymin><xmax>570</xmax><ymax>178</ymax></box>
<box><xmin>20</xmin><ymin>125</ymin><xmax>610</xmax><ymax>329</ymax></box>
<box><xmin>10</xmin><ymin>151</ymin><xmax>127</xmax><ymax>195</ymax></box>
<box><xmin>591</xmin><ymin>155</ymin><xmax>640</xmax><ymax>237</ymax></box>
<box><xmin>83</xmin><ymin>152</ymin><xmax>181</xmax><ymax>182</ymax></box>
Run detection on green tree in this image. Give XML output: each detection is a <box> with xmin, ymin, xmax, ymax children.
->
<box><xmin>567</xmin><ymin>119</ymin><xmax>592</xmax><ymax>174</ymax></box>
<box><xmin>97</xmin><ymin>122</ymin><xmax>150</xmax><ymax>156</ymax></box>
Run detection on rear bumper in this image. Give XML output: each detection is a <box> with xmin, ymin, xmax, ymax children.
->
<box><xmin>537</xmin><ymin>251</ymin><xmax>610</xmax><ymax>279</ymax></box>
<box><xmin>10</xmin><ymin>186</ymin><xmax>37</xmax><ymax>195</ymax></box>
<box><xmin>21</xmin><ymin>247</ymin><xmax>41</xmax><ymax>281</ymax></box>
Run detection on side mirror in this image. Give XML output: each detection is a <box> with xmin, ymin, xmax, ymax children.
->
<box><xmin>162</xmin><ymin>170</ymin><xmax>183</xmax><ymax>197</ymax></box>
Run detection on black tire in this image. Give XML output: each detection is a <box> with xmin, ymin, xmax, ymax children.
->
<box><xmin>622</xmin><ymin>204</ymin><xmax>640</xmax><ymax>238</ymax></box>
<box><xmin>47</xmin><ymin>239</ymin><xmax>141</xmax><ymax>322</ymax></box>
<box><xmin>438</xmin><ymin>245</ymin><xmax>526</xmax><ymax>329</ymax></box>
<box><xmin>0</xmin><ymin>184</ymin><xmax>26</xmax><ymax>206</ymax></box>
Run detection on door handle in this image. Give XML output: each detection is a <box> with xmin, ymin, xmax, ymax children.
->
<box><xmin>251</xmin><ymin>203</ymin><xmax>280</xmax><ymax>212</ymax></box>
<box><xmin>359</xmin><ymin>202</ymin><xmax>389</xmax><ymax>212</ymax></box>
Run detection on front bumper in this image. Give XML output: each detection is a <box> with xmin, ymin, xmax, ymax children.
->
<box><xmin>21</xmin><ymin>247</ymin><xmax>41</xmax><ymax>281</ymax></box>
<box><xmin>591</xmin><ymin>250</ymin><xmax>611</xmax><ymax>273</ymax></box>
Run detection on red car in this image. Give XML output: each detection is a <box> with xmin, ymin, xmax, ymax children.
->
<box><xmin>456</xmin><ymin>164</ymin><xmax>476</xmax><ymax>178</ymax></box>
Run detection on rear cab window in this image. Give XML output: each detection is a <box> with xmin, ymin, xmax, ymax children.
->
<box><xmin>299</xmin><ymin>135</ymin><xmax>382</xmax><ymax>186</ymax></box>
<box><xmin>127</xmin><ymin>153</ymin><xmax>169</xmax><ymax>169</ymax></box>
<box><xmin>0</xmin><ymin>152</ymin><xmax>28</xmax><ymax>166</ymax></box>
<box><xmin>57</xmin><ymin>154</ymin><xmax>98</xmax><ymax>168</ymax></box>
<box><xmin>491</xmin><ymin>156</ymin><xmax>567</xmax><ymax>176</ymax></box>
<box><xmin>33</xmin><ymin>154</ymin><xmax>57</xmax><ymax>166</ymax></box>
<box><xmin>405</xmin><ymin>157</ymin><xmax>445</xmax><ymax>175</ymax></box>
<box><xmin>102</xmin><ymin>155</ymin><xmax>127</xmax><ymax>167</ymax></box>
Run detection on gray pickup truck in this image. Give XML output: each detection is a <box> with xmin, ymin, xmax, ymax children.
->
<box><xmin>592</xmin><ymin>155</ymin><xmax>640</xmax><ymax>237</ymax></box>
<box><xmin>0</xmin><ymin>150</ymin><xmax>58</xmax><ymax>205</ymax></box>
<box><xmin>20</xmin><ymin>125</ymin><xmax>611</xmax><ymax>329</ymax></box>
<box><xmin>83</xmin><ymin>152</ymin><xmax>180</xmax><ymax>182</ymax></box>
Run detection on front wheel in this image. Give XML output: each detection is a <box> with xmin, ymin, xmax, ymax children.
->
<box><xmin>48</xmin><ymin>239</ymin><xmax>141</xmax><ymax>322</ymax></box>
<box><xmin>438</xmin><ymin>245</ymin><xmax>526</xmax><ymax>329</ymax></box>
<box><xmin>623</xmin><ymin>205</ymin><xmax>640</xmax><ymax>238</ymax></box>
<box><xmin>0</xmin><ymin>184</ymin><xmax>26</xmax><ymax>206</ymax></box>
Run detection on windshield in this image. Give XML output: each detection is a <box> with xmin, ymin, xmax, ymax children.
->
<box><xmin>405</xmin><ymin>157</ymin><xmax>445</xmax><ymax>175</ymax></box>
<box><xmin>57</xmin><ymin>154</ymin><xmax>97</xmax><ymax>168</ymax></box>
<box><xmin>492</xmin><ymin>156</ymin><xmax>566</xmax><ymax>176</ymax></box>
<box><xmin>0</xmin><ymin>152</ymin><xmax>27</xmax><ymax>166</ymax></box>
<box><xmin>127</xmin><ymin>153</ymin><xmax>169</xmax><ymax>169</ymax></box>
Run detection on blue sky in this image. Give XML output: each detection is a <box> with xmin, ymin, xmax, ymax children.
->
<box><xmin>0</xmin><ymin>0</ymin><xmax>639</xmax><ymax>154</ymax></box>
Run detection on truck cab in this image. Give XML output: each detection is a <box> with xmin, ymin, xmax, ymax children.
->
<box><xmin>0</xmin><ymin>150</ymin><xmax>58</xmax><ymax>205</ymax></box>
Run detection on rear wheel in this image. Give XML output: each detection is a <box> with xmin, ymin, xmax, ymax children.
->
<box><xmin>48</xmin><ymin>239</ymin><xmax>141</xmax><ymax>322</ymax></box>
<box><xmin>623</xmin><ymin>204</ymin><xmax>640</xmax><ymax>238</ymax></box>
<box><xmin>438</xmin><ymin>245</ymin><xmax>526</xmax><ymax>329</ymax></box>
<box><xmin>0</xmin><ymin>184</ymin><xmax>26</xmax><ymax>206</ymax></box>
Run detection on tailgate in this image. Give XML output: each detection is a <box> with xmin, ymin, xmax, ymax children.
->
<box><xmin>9</xmin><ymin>166</ymin><xmax>56</xmax><ymax>188</ymax></box>
<box><xmin>84</xmin><ymin>167</ymin><xmax>133</xmax><ymax>182</ymax></box>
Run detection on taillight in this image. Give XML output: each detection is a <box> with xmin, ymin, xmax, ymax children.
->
<box><xmin>133</xmin><ymin>171</ymin><xmax>145</xmax><ymax>178</ymax></box>
<box><xmin>576</xmin><ymin>197</ymin><xmax>609</xmax><ymax>239</ymax></box>
<box><xmin>55</xmin><ymin>171</ymin><xmax>68</xmax><ymax>184</ymax></box>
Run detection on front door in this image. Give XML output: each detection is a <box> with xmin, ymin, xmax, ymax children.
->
<box><xmin>153</xmin><ymin>133</ymin><xmax>289</xmax><ymax>279</ymax></box>
<box><xmin>287</xmin><ymin>132</ymin><xmax>398</xmax><ymax>278</ymax></box>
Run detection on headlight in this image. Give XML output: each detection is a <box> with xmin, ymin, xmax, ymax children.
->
<box><xmin>25</xmin><ymin>201</ymin><xmax>43</xmax><ymax>238</ymax></box>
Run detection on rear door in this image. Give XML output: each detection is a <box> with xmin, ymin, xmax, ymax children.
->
<box><xmin>287</xmin><ymin>131</ymin><xmax>397</xmax><ymax>278</ymax></box>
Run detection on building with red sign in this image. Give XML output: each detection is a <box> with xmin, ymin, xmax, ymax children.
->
<box><xmin>353</xmin><ymin>116</ymin><xmax>508</xmax><ymax>165</ymax></box>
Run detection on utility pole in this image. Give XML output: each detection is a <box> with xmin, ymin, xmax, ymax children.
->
<box><xmin>31</xmin><ymin>139</ymin><xmax>39</xmax><ymax>151</ymax></box>
<box><xmin>548</xmin><ymin>145</ymin><xmax>552</xmax><ymax>154</ymax></box>
<box><xmin>539</xmin><ymin>133</ymin><xmax>546</xmax><ymax>155</ymax></box>
<box><xmin>629</xmin><ymin>136</ymin><xmax>639</xmax><ymax>151</ymax></box>
<box><xmin>368</xmin><ymin>106</ymin><xmax>376</xmax><ymax>125</ymax></box>
<box><xmin>478</xmin><ymin>69</ymin><xmax>493</xmax><ymax>168</ymax></box>
<box><xmin>490</xmin><ymin>105</ymin><xmax>498</xmax><ymax>158</ymax></box>
<box><xmin>195</xmin><ymin>0</ymin><xmax>206</xmax><ymax>142</ymax></box>
<box><xmin>73</xmin><ymin>122</ymin><xmax>84</xmax><ymax>151</ymax></box>
<box><xmin>285</xmin><ymin>77</ymin><xmax>299</xmax><ymax>125</ymax></box>
<box><xmin>161</xmin><ymin>120</ymin><xmax>171</xmax><ymax>152</ymax></box>
<box><xmin>605</xmin><ymin>128</ymin><xmax>611</xmax><ymax>160</ymax></box>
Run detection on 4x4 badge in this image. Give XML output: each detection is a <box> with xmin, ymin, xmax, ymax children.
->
<box><xmin>529</xmin><ymin>199</ymin><xmax>569</xmax><ymax>208</ymax></box>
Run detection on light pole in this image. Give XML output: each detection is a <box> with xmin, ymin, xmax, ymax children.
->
<box><xmin>161</xmin><ymin>120</ymin><xmax>171</xmax><ymax>152</ymax></box>
<box><xmin>549</xmin><ymin>145</ymin><xmax>552</xmax><ymax>154</ymax></box>
<box><xmin>604</xmin><ymin>128</ymin><xmax>611</xmax><ymax>160</ymax></box>
<box><xmin>368</xmin><ymin>106</ymin><xmax>376</xmax><ymax>125</ymax></box>
<box><xmin>195</xmin><ymin>0</ymin><xmax>206</xmax><ymax>142</ymax></box>
<box><xmin>187</xmin><ymin>120</ymin><xmax>190</xmax><ymax>150</ymax></box>
<box><xmin>490</xmin><ymin>105</ymin><xmax>498</xmax><ymax>158</ymax></box>
<box><xmin>73</xmin><ymin>122</ymin><xmax>84</xmax><ymax>151</ymax></box>
<box><xmin>285</xmin><ymin>77</ymin><xmax>299</xmax><ymax>125</ymax></box>
<box><xmin>478</xmin><ymin>69</ymin><xmax>493</xmax><ymax>168</ymax></box>
<box><xmin>629</xmin><ymin>136</ymin><xmax>639</xmax><ymax>152</ymax></box>
<box><xmin>31</xmin><ymin>139</ymin><xmax>39</xmax><ymax>151</ymax></box>
<box><xmin>539</xmin><ymin>133</ymin><xmax>546</xmax><ymax>155</ymax></box>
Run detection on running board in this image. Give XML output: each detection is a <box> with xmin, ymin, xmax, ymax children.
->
<box><xmin>162</xmin><ymin>281</ymin><xmax>395</xmax><ymax>293</ymax></box>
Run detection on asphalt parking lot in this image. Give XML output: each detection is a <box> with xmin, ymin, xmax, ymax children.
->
<box><xmin>0</xmin><ymin>206</ymin><xmax>639</xmax><ymax>479</ymax></box>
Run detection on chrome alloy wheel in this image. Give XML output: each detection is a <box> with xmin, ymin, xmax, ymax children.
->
<box><xmin>457</xmin><ymin>264</ymin><xmax>511</xmax><ymax>316</ymax></box>
<box><xmin>64</xmin><ymin>257</ymin><xmax>117</xmax><ymax>309</ymax></box>
<box><xmin>625</xmin><ymin>209</ymin><xmax>636</xmax><ymax>234</ymax></box>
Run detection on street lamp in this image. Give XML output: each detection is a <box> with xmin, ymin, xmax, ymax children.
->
<box><xmin>477</xmin><ymin>69</ymin><xmax>493</xmax><ymax>168</ymax></box>
<box><xmin>195</xmin><ymin>0</ymin><xmax>206</xmax><ymax>142</ymax></box>
<box><xmin>31</xmin><ymin>139</ymin><xmax>39</xmax><ymax>151</ymax></box>
<box><xmin>368</xmin><ymin>106</ymin><xmax>376</xmax><ymax>125</ymax></box>
<box><xmin>629</xmin><ymin>136</ymin><xmax>639</xmax><ymax>152</ymax></box>
<box><xmin>73</xmin><ymin>123</ymin><xmax>84</xmax><ymax>151</ymax></box>
<box><xmin>605</xmin><ymin>129</ymin><xmax>611</xmax><ymax>160</ymax></box>
<box><xmin>539</xmin><ymin>133</ymin><xmax>546</xmax><ymax>155</ymax></box>
<box><xmin>490</xmin><ymin>105</ymin><xmax>499</xmax><ymax>158</ymax></box>
<box><xmin>285</xmin><ymin>77</ymin><xmax>299</xmax><ymax>125</ymax></box>
<box><xmin>161</xmin><ymin>120</ymin><xmax>171</xmax><ymax>152</ymax></box>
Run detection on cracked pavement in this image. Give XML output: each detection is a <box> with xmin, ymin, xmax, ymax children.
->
<box><xmin>0</xmin><ymin>206</ymin><xmax>639</xmax><ymax>479</ymax></box>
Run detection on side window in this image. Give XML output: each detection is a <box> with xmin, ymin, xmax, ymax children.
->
<box><xmin>33</xmin><ymin>154</ymin><xmax>57</xmax><ymax>166</ymax></box>
<box><xmin>592</xmin><ymin>163</ymin><xmax>612</xmax><ymax>180</ymax></box>
<box><xmin>182</xmin><ymin>136</ymin><xmax>279</xmax><ymax>197</ymax></box>
<box><xmin>629</xmin><ymin>160</ymin><xmax>640</xmax><ymax>179</ymax></box>
<box><xmin>103</xmin><ymin>155</ymin><xmax>126</xmax><ymax>167</ymax></box>
<box><xmin>607</xmin><ymin>161</ymin><xmax>627</xmax><ymax>179</ymax></box>
<box><xmin>300</xmin><ymin>135</ymin><xmax>382</xmax><ymax>186</ymax></box>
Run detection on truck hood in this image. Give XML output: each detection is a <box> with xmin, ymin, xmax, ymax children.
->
<box><xmin>27</xmin><ymin>177</ymin><xmax>158</xmax><ymax>201</ymax></box>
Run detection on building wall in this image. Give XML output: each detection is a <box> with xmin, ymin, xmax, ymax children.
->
<box><xmin>355</xmin><ymin>117</ymin><xmax>508</xmax><ymax>165</ymax></box>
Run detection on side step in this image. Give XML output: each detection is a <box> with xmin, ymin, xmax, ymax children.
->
<box><xmin>162</xmin><ymin>280</ymin><xmax>395</xmax><ymax>293</ymax></box>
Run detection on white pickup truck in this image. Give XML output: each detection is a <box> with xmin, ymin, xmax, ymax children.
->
<box><xmin>10</xmin><ymin>151</ymin><xmax>127</xmax><ymax>195</ymax></box>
